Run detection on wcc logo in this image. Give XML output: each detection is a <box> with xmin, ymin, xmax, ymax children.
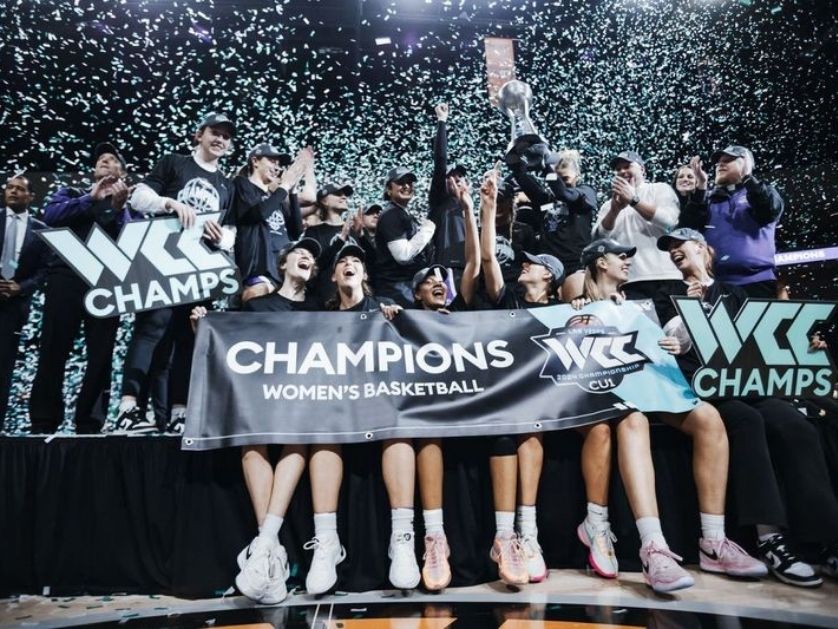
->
<box><xmin>40</xmin><ymin>213</ymin><xmax>240</xmax><ymax>318</ymax></box>
<box><xmin>532</xmin><ymin>314</ymin><xmax>651</xmax><ymax>393</ymax></box>
<box><xmin>673</xmin><ymin>297</ymin><xmax>836</xmax><ymax>399</ymax></box>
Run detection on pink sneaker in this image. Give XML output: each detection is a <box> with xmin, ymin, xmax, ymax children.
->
<box><xmin>700</xmin><ymin>537</ymin><xmax>768</xmax><ymax>578</ymax></box>
<box><xmin>640</xmin><ymin>541</ymin><xmax>695</xmax><ymax>593</ymax></box>
<box><xmin>422</xmin><ymin>532</ymin><xmax>452</xmax><ymax>591</ymax></box>
<box><xmin>490</xmin><ymin>533</ymin><xmax>529</xmax><ymax>585</ymax></box>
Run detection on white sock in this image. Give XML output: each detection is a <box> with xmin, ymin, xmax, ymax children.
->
<box><xmin>495</xmin><ymin>511</ymin><xmax>515</xmax><ymax>536</ymax></box>
<box><xmin>636</xmin><ymin>517</ymin><xmax>667</xmax><ymax>547</ymax></box>
<box><xmin>259</xmin><ymin>513</ymin><xmax>283</xmax><ymax>540</ymax></box>
<box><xmin>423</xmin><ymin>509</ymin><xmax>444</xmax><ymax>535</ymax></box>
<box><xmin>700</xmin><ymin>512</ymin><xmax>726</xmax><ymax>541</ymax></box>
<box><xmin>391</xmin><ymin>508</ymin><xmax>414</xmax><ymax>536</ymax></box>
<box><xmin>171</xmin><ymin>404</ymin><xmax>187</xmax><ymax>419</ymax></box>
<box><xmin>314</xmin><ymin>512</ymin><xmax>338</xmax><ymax>543</ymax></box>
<box><xmin>585</xmin><ymin>502</ymin><xmax>609</xmax><ymax>530</ymax></box>
<box><xmin>516</xmin><ymin>505</ymin><xmax>537</xmax><ymax>537</ymax></box>
<box><xmin>756</xmin><ymin>524</ymin><xmax>781</xmax><ymax>543</ymax></box>
<box><xmin>119</xmin><ymin>399</ymin><xmax>136</xmax><ymax>413</ymax></box>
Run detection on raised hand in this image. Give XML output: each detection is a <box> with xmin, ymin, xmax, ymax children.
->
<box><xmin>90</xmin><ymin>175</ymin><xmax>117</xmax><ymax>201</ymax></box>
<box><xmin>109</xmin><ymin>179</ymin><xmax>129</xmax><ymax>209</ymax></box>
<box><xmin>479</xmin><ymin>169</ymin><xmax>498</xmax><ymax>206</ymax></box>
<box><xmin>434</xmin><ymin>103</ymin><xmax>449</xmax><ymax>122</ymax></box>
<box><xmin>689</xmin><ymin>155</ymin><xmax>708</xmax><ymax>190</ymax></box>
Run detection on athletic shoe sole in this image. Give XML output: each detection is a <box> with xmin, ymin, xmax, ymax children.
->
<box><xmin>644</xmin><ymin>572</ymin><xmax>695</xmax><ymax>593</ymax></box>
<box><xmin>489</xmin><ymin>549</ymin><xmax>529</xmax><ymax>586</ymax></box>
<box><xmin>700</xmin><ymin>561</ymin><xmax>768</xmax><ymax>578</ymax></box>
<box><xmin>769</xmin><ymin>566</ymin><xmax>823</xmax><ymax>588</ymax></box>
<box><xmin>577</xmin><ymin>523</ymin><xmax>617</xmax><ymax>579</ymax></box>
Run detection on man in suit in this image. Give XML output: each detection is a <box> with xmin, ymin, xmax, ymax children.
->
<box><xmin>28</xmin><ymin>142</ymin><xmax>132</xmax><ymax>434</ymax></box>
<box><xmin>0</xmin><ymin>175</ymin><xmax>49</xmax><ymax>429</ymax></box>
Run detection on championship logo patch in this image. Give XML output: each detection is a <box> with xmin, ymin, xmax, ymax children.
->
<box><xmin>531</xmin><ymin>314</ymin><xmax>651</xmax><ymax>393</ymax></box>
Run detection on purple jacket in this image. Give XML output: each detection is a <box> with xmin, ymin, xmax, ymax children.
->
<box><xmin>680</xmin><ymin>176</ymin><xmax>783</xmax><ymax>286</ymax></box>
<box><xmin>43</xmin><ymin>187</ymin><xmax>137</xmax><ymax>237</ymax></box>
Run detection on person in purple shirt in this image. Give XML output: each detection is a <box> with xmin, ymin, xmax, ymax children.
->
<box><xmin>679</xmin><ymin>145</ymin><xmax>784</xmax><ymax>298</ymax></box>
<box><xmin>29</xmin><ymin>142</ymin><xmax>134</xmax><ymax>434</ymax></box>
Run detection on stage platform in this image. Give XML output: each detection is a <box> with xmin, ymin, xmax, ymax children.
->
<box><xmin>3</xmin><ymin>570</ymin><xmax>838</xmax><ymax>628</ymax></box>
<box><xmin>2</xmin><ymin>427</ymin><xmax>838</xmax><ymax>628</ymax></box>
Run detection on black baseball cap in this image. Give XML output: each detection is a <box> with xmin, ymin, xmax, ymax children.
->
<box><xmin>446</xmin><ymin>164</ymin><xmax>467</xmax><ymax>178</ymax></box>
<box><xmin>609</xmin><ymin>151</ymin><xmax>645</xmax><ymax>169</ymax></box>
<box><xmin>411</xmin><ymin>264</ymin><xmax>449</xmax><ymax>291</ymax></box>
<box><xmin>581</xmin><ymin>238</ymin><xmax>637</xmax><ymax>266</ymax></box>
<box><xmin>248</xmin><ymin>143</ymin><xmax>291</xmax><ymax>165</ymax></box>
<box><xmin>93</xmin><ymin>142</ymin><xmax>126</xmax><ymax>169</ymax></box>
<box><xmin>333</xmin><ymin>243</ymin><xmax>366</xmax><ymax>268</ymax></box>
<box><xmin>385</xmin><ymin>167</ymin><xmax>417</xmax><ymax>185</ymax></box>
<box><xmin>657</xmin><ymin>227</ymin><xmax>707</xmax><ymax>251</ymax></box>
<box><xmin>279</xmin><ymin>237</ymin><xmax>321</xmax><ymax>260</ymax></box>
<box><xmin>711</xmin><ymin>145</ymin><xmax>749</xmax><ymax>162</ymax></box>
<box><xmin>196</xmin><ymin>112</ymin><xmax>236</xmax><ymax>137</ymax></box>
<box><xmin>364</xmin><ymin>203</ymin><xmax>383</xmax><ymax>215</ymax></box>
<box><xmin>521</xmin><ymin>252</ymin><xmax>565</xmax><ymax>283</ymax></box>
<box><xmin>317</xmin><ymin>183</ymin><xmax>355</xmax><ymax>202</ymax></box>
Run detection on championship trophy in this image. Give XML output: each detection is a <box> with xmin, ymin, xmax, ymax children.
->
<box><xmin>496</xmin><ymin>80</ymin><xmax>551</xmax><ymax>170</ymax></box>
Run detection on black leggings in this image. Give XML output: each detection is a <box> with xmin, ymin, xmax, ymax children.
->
<box><xmin>715</xmin><ymin>397</ymin><xmax>838</xmax><ymax>543</ymax></box>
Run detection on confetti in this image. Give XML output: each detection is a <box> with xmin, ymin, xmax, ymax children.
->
<box><xmin>2</xmin><ymin>0</ymin><xmax>835</xmax><ymax>432</ymax></box>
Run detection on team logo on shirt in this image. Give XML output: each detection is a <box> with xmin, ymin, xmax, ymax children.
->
<box><xmin>177</xmin><ymin>177</ymin><xmax>221</xmax><ymax>214</ymax></box>
<box><xmin>267</xmin><ymin>208</ymin><xmax>286</xmax><ymax>233</ymax></box>
<box><xmin>531</xmin><ymin>314</ymin><xmax>651</xmax><ymax>393</ymax></box>
<box><xmin>674</xmin><ymin>297</ymin><xmax>836</xmax><ymax>398</ymax></box>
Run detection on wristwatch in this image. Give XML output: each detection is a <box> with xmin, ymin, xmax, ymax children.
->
<box><xmin>629</xmin><ymin>194</ymin><xmax>640</xmax><ymax>207</ymax></box>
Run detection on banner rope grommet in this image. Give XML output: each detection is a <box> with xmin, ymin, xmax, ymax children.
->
<box><xmin>534</xmin><ymin>422</ymin><xmax>543</xmax><ymax>430</ymax></box>
<box><xmin>365</xmin><ymin>432</ymin><xmax>374</xmax><ymax>440</ymax></box>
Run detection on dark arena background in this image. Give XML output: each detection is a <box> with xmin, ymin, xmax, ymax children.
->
<box><xmin>2</xmin><ymin>0</ymin><xmax>838</xmax><ymax>627</ymax></box>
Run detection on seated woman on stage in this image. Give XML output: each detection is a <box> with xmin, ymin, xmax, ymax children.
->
<box><xmin>191</xmin><ymin>237</ymin><xmax>322</xmax><ymax>605</ymax></box>
<box><xmin>479</xmin><ymin>168</ymin><xmax>559</xmax><ymax>586</ymax></box>
<box><xmin>308</xmin><ymin>242</ymin><xmax>423</xmax><ymax>594</ymax></box>
<box><xmin>654</xmin><ymin>227</ymin><xmax>838</xmax><ymax>588</ymax></box>
<box><xmin>578</xmin><ymin>237</ymin><xmax>766</xmax><ymax>588</ymax></box>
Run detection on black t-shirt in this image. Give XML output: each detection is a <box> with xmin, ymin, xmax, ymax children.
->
<box><xmin>143</xmin><ymin>154</ymin><xmax>232</xmax><ymax>217</ymax></box>
<box><xmin>652</xmin><ymin>280</ymin><xmax>748</xmax><ymax>379</ymax></box>
<box><xmin>303</xmin><ymin>222</ymin><xmax>354</xmax><ymax>305</ymax></box>
<box><xmin>531</xmin><ymin>184</ymin><xmax>596</xmax><ymax>267</ymax></box>
<box><xmin>341</xmin><ymin>295</ymin><xmax>392</xmax><ymax>312</ymax></box>
<box><xmin>242</xmin><ymin>291</ymin><xmax>318</xmax><ymax>312</ymax></box>
<box><xmin>229</xmin><ymin>176</ymin><xmax>300</xmax><ymax>283</ymax></box>
<box><xmin>494</xmin><ymin>285</ymin><xmax>559</xmax><ymax>310</ymax></box>
<box><xmin>374</xmin><ymin>202</ymin><xmax>433</xmax><ymax>287</ymax></box>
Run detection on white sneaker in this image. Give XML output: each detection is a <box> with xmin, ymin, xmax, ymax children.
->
<box><xmin>235</xmin><ymin>536</ymin><xmax>288</xmax><ymax>604</ymax></box>
<box><xmin>303</xmin><ymin>536</ymin><xmax>346</xmax><ymax>595</ymax></box>
<box><xmin>519</xmin><ymin>533</ymin><xmax>548</xmax><ymax>583</ymax></box>
<box><xmin>262</xmin><ymin>540</ymin><xmax>289</xmax><ymax>605</ymax></box>
<box><xmin>388</xmin><ymin>531</ymin><xmax>420</xmax><ymax>590</ymax></box>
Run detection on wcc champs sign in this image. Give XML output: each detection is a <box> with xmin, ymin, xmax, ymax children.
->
<box><xmin>39</xmin><ymin>213</ymin><xmax>240</xmax><ymax>317</ymax></box>
<box><xmin>183</xmin><ymin>301</ymin><xmax>700</xmax><ymax>450</ymax></box>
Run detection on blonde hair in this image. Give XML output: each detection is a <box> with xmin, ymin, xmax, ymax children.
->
<box><xmin>555</xmin><ymin>149</ymin><xmax>581</xmax><ymax>177</ymax></box>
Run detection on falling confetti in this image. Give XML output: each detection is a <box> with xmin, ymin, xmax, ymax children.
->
<box><xmin>1</xmin><ymin>0</ymin><xmax>836</xmax><ymax>431</ymax></box>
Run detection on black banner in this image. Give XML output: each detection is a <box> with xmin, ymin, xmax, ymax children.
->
<box><xmin>183</xmin><ymin>302</ymin><xmax>699</xmax><ymax>450</ymax></box>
